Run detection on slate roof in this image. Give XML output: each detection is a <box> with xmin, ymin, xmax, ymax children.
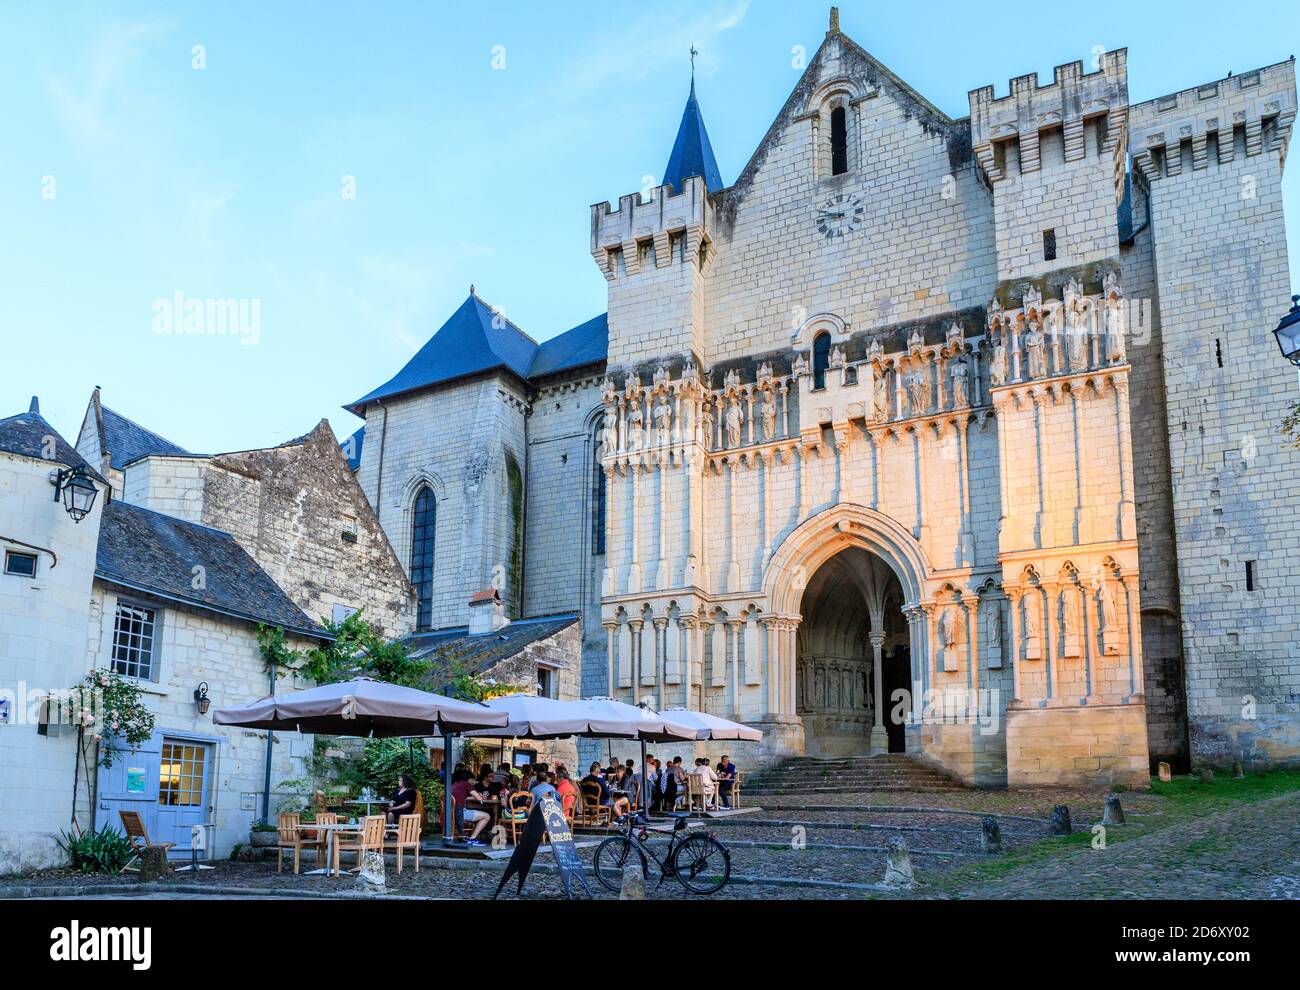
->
<box><xmin>0</xmin><ymin>399</ymin><xmax>105</xmax><ymax>481</ymax></box>
<box><xmin>100</xmin><ymin>403</ymin><xmax>196</xmax><ymax>469</ymax></box>
<box><xmin>346</xmin><ymin>294</ymin><xmax>609</xmax><ymax>414</ymax></box>
<box><xmin>402</xmin><ymin>614</ymin><xmax>579</xmax><ymax>688</ymax></box>
<box><xmin>342</xmin><ymin>425</ymin><xmax>364</xmax><ymax>471</ymax></box>
<box><xmin>346</xmin><ymin>293</ymin><xmax>538</xmax><ymax>412</ymax></box>
<box><xmin>528</xmin><ymin>313</ymin><xmax>608</xmax><ymax>379</ymax></box>
<box><xmin>96</xmin><ymin>499</ymin><xmax>327</xmax><ymax>639</ymax></box>
<box><xmin>663</xmin><ymin>78</ymin><xmax>725</xmax><ymax>193</ymax></box>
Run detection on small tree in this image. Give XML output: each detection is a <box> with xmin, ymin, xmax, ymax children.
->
<box><xmin>58</xmin><ymin>668</ymin><xmax>155</xmax><ymax>831</ymax></box>
<box><xmin>1282</xmin><ymin>400</ymin><xmax>1300</xmax><ymax>450</ymax></box>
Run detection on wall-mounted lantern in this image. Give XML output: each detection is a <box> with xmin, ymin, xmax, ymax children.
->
<box><xmin>194</xmin><ymin>682</ymin><xmax>211</xmax><ymax>716</ymax></box>
<box><xmin>51</xmin><ymin>465</ymin><xmax>99</xmax><ymax>523</ymax></box>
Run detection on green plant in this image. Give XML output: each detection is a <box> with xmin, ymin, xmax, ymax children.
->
<box><xmin>257</xmin><ymin>612</ymin><xmax>431</xmax><ymax>689</ymax></box>
<box><xmin>58</xmin><ymin>824</ymin><xmax>135</xmax><ymax>874</ymax></box>
<box><xmin>56</xmin><ymin>668</ymin><xmax>156</xmax><ymax>831</ymax></box>
<box><xmin>229</xmin><ymin>842</ymin><xmax>247</xmax><ymax>861</ymax></box>
<box><xmin>1283</xmin><ymin>400</ymin><xmax>1300</xmax><ymax>450</ymax></box>
<box><xmin>250</xmin><ymin>819</ymin><xmax>277</xmax><ymax>833</ymax></box>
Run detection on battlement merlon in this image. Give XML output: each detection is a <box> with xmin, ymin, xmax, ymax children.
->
<box><xmin>589</xmin><ymin>174</ymin><xmax>715</xmax><ymax>281</ymax></box>
<box><xmin>1129</xmin><ymin>60</ymin><xmax>1296</xmax><ymax>182</ymax></box>
<box><xmin>969</xmin><ymin>49</ymin><xmax>1128</xmax><ymax>189</ymax></box>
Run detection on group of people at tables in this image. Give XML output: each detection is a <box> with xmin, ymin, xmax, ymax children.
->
<box><xmin>447</xmin><ymin>755</ymin><xmax>739</xmax><ymax>845</ymax></box>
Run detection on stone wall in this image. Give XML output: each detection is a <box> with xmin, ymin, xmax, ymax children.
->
<box><xmin>1130</xmin><ymin>61</ymin><xmax>1300</xmax><ymax>768</ymax></box>
<box><xmin>1005</xmin><ymin>702</ymin><xmax>1149</xmax><ymax>787</ymax></box>
<box><xmin>0</xmin><ymin>450</ymin><xmax>106</xmax><ymax>870</ymax></box>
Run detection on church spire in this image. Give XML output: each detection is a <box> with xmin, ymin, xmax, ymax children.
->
<box><xmin>662</xmin><ymin>50</ymin><xmax>724</xmax><ymax>194</ymax></box>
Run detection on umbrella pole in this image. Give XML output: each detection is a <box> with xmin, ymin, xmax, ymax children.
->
<box><xmin>442</xmin><ymin>731</ymin><xmax>456</xmax><ymax>847</ymax></box>
<box><xmin>639</xmin><ymin>738</ymin><xmax>647</xmax><ymax>824</ymax></box>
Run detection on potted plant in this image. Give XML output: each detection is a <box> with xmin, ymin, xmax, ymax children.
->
<box><xmin>249</xmin><ymin>819</ymin><xmax>278</xmax><ymax>848</ymax></box>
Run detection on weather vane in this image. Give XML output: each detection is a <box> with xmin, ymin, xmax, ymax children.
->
<box><xmin>690</xmin><ymin>45</ymin><xmax>698</xmax><ymax>81</ymax></box>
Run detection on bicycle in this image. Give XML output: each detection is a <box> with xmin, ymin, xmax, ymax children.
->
<box><xmin>592</xmin><ymin>812</ymin><xmax>731</xmax><ymax>895</ymax></box>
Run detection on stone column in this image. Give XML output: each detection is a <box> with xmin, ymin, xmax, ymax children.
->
<box><xmin>869</xmin><ymin>630</ymin><xmax>888</xmax><ymax>755</ymax></box>
<box><xmin>1121</xmin><ymin>576</ymin><xmax>1144</xmax><ymax>698</ymax></box>
<box><xmin>963</xmin><ymin>594</ymin><xmax>981</xmax><ymax>718</ymax></box>
<box><xmin>604</xmin><ymin>622</ymin><xmax>619</xmax><ymax>695</ymax></box>
<box><xmin>680</xmin><ymin>615</ymin><xmax>698</xmax><ymax>709</ymax></box>
<box><xmin>1043</xmin><ymin>582</ymin><xmax>1059</xmax><ymax>702</ymax></box>
<box><xmin>651</xmin><ymin>616</ymin><xmax>667</xmax><ymax>705</ymax></box>
<box><xmin>1006</xmin><ymin>588</ymin><xmax>1023</xmax><ymax>704</ymax></box>
<box><xmin>1114</xmin><ymin>381</ymin><xmax>1137</xmax><ymax>540</ymax></box>
<box><xmin>726</xmin><ymin>620</ymin><xmax>742</xmax><ymax>716</ymax></box>
<box><xmin>627</xmin><ymin>619</ymin><xmax>643</xmax><ymax>696</ymax></box>
<box><xmin>760</xmin><ymin>616</ymin><xmax>780</xmax><ymax>718</ymax></box>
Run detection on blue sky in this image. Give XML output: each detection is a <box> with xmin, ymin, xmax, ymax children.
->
<box><xmin>3</xmin><ymin>0</ymin><xmax>1298</xmax><ymax>453</ymax></box>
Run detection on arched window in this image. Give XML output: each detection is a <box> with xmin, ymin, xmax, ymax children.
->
<box><xmin>830</xmin><ymin>106</ymin><xmax>848</xmax><ymax>176</ymax></box>
<box><xmin>410</xmin><ymin>485</ymin><xmax>436</xmax><ymax>631</ymax></box>
<box><xmin>590</xmin><ymin>417</ymin><xmax>607</xmax><ymax>555</ymax></box>
<box><xmin>813</xmin><ymin>333</ymin><xmax>832</xmax><ymax>390</ymax></box>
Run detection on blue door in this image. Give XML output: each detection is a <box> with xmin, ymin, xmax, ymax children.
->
<box><xmin>98</xmin><ymin>731</ymin><xmax>213</xmax><ymax>858</ymax></box>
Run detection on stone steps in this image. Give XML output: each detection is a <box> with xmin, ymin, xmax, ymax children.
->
<box><xmin>744</xmin><ymin>754</ymin><xmax>966</xmax><ymax>795</ymax></box>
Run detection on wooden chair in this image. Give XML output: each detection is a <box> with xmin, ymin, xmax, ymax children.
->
<box><xmin>384</xmin><ymin>814</ymin><xmax>421</xmax><ymax>873</ymax></box>
<box><xmin>687</xmin><ymin>774</ymin><xmax>717</xmax><ymax>813</ymax></box>
<box><xmin>412</xmin><ymin>790</ymin><xmax>426</xmax><ymax>832</ymax></box>
<box><xmin>118</xmin><ymin>810</ymin><xmax>174</xmax><ymax>872</ymax></box>
<box><xmin>276</xmin><ymin>812</ymin><xmax>325</xmax><ymax>874</ymax></box>
<box><xmin>727</xmin><ymin>771</ymin><xmax>742</xmax><ymax>809</ymax></box>
<box><xmin>502</xmin><ymin>791</ymin><xmax>533</xmax><ymax>844</ymax></box>
<box><xmin>579</xmin><ymin>782</ymin><xmax>611</xmax><ymax>829</ymax></box>
<box><xmin>332</xmin><ymin>815</ymin><xmax>384</xmax><ymax>877</ymax></box>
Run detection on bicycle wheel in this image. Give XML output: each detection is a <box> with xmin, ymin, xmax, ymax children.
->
<box><xmin>669</xmin><ymin>834</ymin><xmax>731</xmax><ymax>894</ymax></box>
<box><xmin>593</xmin><ymin>835</ymin><xmax>649</xmax><ymax>894</ymax></box>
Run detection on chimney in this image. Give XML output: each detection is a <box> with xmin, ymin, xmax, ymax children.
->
<box><xmin>467</xmin><ymin>587</ymin><xmax>509</xmax><ymax>635</ymax></box>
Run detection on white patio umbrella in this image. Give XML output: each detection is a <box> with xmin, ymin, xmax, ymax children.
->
<box><xmin>214</xmin><ymin>676</ymin><xmax>508</xmax><ymax>847</ymax></box>
<box><xmin>660</xmin><ymin>707</ymin><xmax>765</xmax><ymax>742</ymax></box>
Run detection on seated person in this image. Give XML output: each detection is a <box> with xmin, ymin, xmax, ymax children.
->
<box><xmin>386</xmin><ymin>773</ymin><xmax>419</xmax><ymax>824</ymax></box>
<box><xmin>450</xmin><ymin>774</ymin><xmax>491</xmax><ymax>846</ymax></box>
<box><xmin>693</xmin><ymin>758</ymin><xmax>718</xmax><ymax>803</ymax></box>
<box><xmin>583</xmin><ymin>762</ymin><xmax>630</xmax><ymax>818</ymax></box>
<box><xmin>530</xmin><ymin>771</ymin><xmax>559</xmax><ymax>805</ymax></box>
<box><xmin>555</xmin><ymin>769</ymin><xmax>579</xmax><ymax>815</ymax></box>
<box><xmin>716</xmin><ymin>755</ymin><xmax>738</xmax><ymax>809</ymax></box>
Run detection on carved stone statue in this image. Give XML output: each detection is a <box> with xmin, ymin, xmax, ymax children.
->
<box><xmin>872</xmin><ymin>369</ymin><xmax>890</xmax><ymax>422</ymax></box>
<box><xmin>652</xmin><ymin>394</ymin><xmax>673</xmax><ymax>445</ymax></box>
<box><xmin>1105</xmin><ymin>300</ymin><xmax>1126</xmax><ymax>363</ymax></box>
<box><xmin>759</xmin><ymin>390</ymin><xmax>777</xmax><ymax>441</ymax></box>
<box><xmin>724</xmin><ymin>400</ymin><xmax>743</xmax><ymax>448</ymax></box>
<box><xmin>906</xmin><ymin>368</ymin><xmax>929</xmax><ymax>416</ymax></box>
<box><xmin>938</xmin><ymin>607</ymin><xmax>961</xmax><ymax>650</ymax></box>
<box><xmin>1023</xmin><ymin>325</ymin><xmax>1047</xmax><ymax>379</ymax></box>
<box><xmin>699</xmin><ymin>401</ymin><xmax>713</xmax><ymax>449</ymax></box>
<box><xmin>984</xmin><ymin>601</ymin><xmax>1002</xmax><ymax>650</ymax></box>
<box><xmin>988</xmin><ymin>338</ymin><xmax>1008</xmax><ymax>386</ymax></box>
<box><xmin>1097</xmin><ymin>577</ymin><xmax>1120</xmax><ymax>632</ymax></box>
<box><xmin>600</xmin><ymin>414</ymin><xmax>618</xmax><ymax>455</ymax></box>
<box><xmin>949</xmin><ymin>358</ymin><xmax>969</xmax><ymax>408</ymax></box>
<box><xmin>626</xmin><ymin>399</ymin><xmax>644</xmax><ymax>451</ymax></box>
<box><xmin>1061</xmin><ymin>589</ymin><xmax>1081</xmax><ymax>637</ymax></box>
<box><xmin>1067</xmin><ymin>304</ymin><xmax>1089</xmax><ymax>370</ymax></box>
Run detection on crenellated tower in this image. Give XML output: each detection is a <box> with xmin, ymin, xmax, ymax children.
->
<box><xmin>969</xmin><ymin>51</ymin><xmax>1129</xmax><ymax>281</ymax></box>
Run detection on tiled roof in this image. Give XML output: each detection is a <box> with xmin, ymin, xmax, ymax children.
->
<box><xmin>96</xmin><ymin>500</ymin><xmax>327</xmax><ymax>639</ymax></box>
<box><xmin>663</xmin><ymin>78</ymin><xmax>724</xmax><ymax>193</ymax></box>
<box><xmin>346</xmin><ymin>293</ymin><xmax>609</xmax><ymax>413</ymax></box>
<box><xmin>0</xmin><ymin>399</ymin><xmax>105</xmax><ymax>482</ymax></box>
<box><xmin>402</xmin><ymin>614</ymin><xmax>579</xmax><ymax>687</ymax></box>
<box><xmin>100</xmin><ymin>403</ymin><xmax>196</xmax><ymax>469</ymax></box>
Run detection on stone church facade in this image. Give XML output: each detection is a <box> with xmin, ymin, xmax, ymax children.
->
<box><xmin>347</xmin><ymin>12</ymin><xmax>1299</xmax><ymax>786</ymax></box>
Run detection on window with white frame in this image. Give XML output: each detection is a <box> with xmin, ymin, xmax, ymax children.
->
<box><xmin>112</xmin><ymin>602</ymin><xmax>158</xmax><ymax>681</ymax></box>
<box><xmin>4</xmin><ymin>550</ymin><xmax>38</xmax><ymax>577</ymax></box>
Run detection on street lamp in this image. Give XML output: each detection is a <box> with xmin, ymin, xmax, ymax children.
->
<box><xmin>1272</xmin><ymin>294</ymin><xmax>1300</xmax><ymax>366</ymax></box>
<box><xmin>51</xmin><ymin>466</ymin><xmax>99</xmax><ymax>523</ymax></box>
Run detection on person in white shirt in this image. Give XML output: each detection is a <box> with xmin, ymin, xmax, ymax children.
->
<box><xmin>693</xmin><ymin>758</ymin><xmax>718</xmax><ymax>805</ymax></box>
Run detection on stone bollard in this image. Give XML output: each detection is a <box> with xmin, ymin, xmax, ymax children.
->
<box><xmin>884</xmin><ymin>835</ymin><xmax>916</xmax><ymax>888</ymax></box>
<box><xmin>1232</xmin><ymin>761</ymin><xmax>1245</xmax><ymax>779</ymax></box>
<box><xmin>980</xmin><ymin>816</ymin><xmax>1002</xmax><ymax>854</ymax></box>
<box><xmin>619</xmin><ymin>862</ymin><xmax>646</xmax><ymax>900</ymax></box>
<box><xmin>1102</xmin><ymin>794</ymin><xmax>1125</xmax><ymax>825</ymax></box>
<box><xmin>1049</xmin><ymin>805</ymin><xmax>1072</xmax><ymax>835</ymax></box>
<box><xmin>1199</xmin><ymin>768</ymin><xmax>1214</xmax><ymax>784</ymax></box>
<box><xmin>355</xmin><ymin>851</ymin><xmax>386</xmax><ymax>895</ymax></box>
<box><xmin>1157</xmin><ymin>762</ymin><xmax>1171</xmax><ymax>783</ymax></box>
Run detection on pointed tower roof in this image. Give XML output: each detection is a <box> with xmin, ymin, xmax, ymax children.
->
<box><xmin>663</xmin><ymin>77</ymin><xmax>725</xmax><ymax>193</ymax></box>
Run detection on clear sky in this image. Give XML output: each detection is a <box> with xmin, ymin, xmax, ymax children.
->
<box><xmin>3</xmin><ymin>0</ymin><xmax>1298</xmax><ymax>453</ymax></box>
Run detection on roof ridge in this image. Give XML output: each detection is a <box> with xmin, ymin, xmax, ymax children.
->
<box><xmin>110</xmin><ymin>497</ymin><xmax>238</xmax><ymax>540</ymax></box>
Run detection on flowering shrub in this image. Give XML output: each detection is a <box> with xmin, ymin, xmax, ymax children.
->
<box><xmin>58</xmin><ymin>668</ymin><xmax>155</xmax><ymax>768</ymax></box>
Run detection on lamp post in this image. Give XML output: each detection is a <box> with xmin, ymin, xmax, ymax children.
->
<box><xmin>51</xmin><ymin>466</ymin><xmax>99</xmax><ymax>523</ymax></box>
<box><xmin>1272</xmin><ymin>294</ymin><xmax>1300</xmax><ymax>366</ymax></box>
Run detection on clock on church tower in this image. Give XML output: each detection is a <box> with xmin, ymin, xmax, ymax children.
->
<box><xmin>814</xmin><ymin>192</ymin><xmax>865</xmax><ymax>239</ymax></box>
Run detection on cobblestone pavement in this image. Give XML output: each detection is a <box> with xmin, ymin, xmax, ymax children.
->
<box><xmin>11</xmin><ymin>781</ymin><xmax>1296</xmax><ymax>900</ymax></box>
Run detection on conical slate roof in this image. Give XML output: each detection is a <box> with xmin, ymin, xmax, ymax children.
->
<box><xmin>663</xmin><ymin>79</ymin><xmax>724</xmax><ymax>193</ymax></box>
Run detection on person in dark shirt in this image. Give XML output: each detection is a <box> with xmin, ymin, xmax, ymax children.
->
<box><xmin>386</xmin><ymin>773</ymin><xmax>419</xmax><ymax>824</ymax></box>
<box><xmin>717</xmin><ymin>756</ymin><xmax>737</xmax><ymax>809</ymax></box>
